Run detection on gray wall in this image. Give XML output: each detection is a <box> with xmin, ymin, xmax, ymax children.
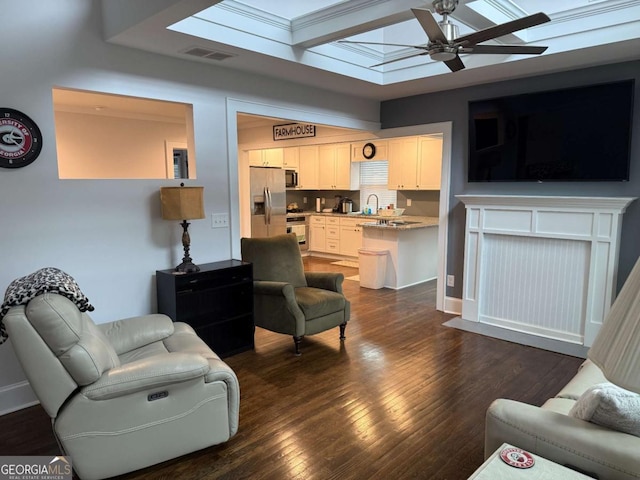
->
<box><xmin>381</xmin><ymin>61</ymin><xmax>640</xmax><ymax>298</ymax></box>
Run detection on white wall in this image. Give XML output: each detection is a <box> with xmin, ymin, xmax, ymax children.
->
<box><xmin>0</xmin><ymin>0</ymin><xmax>379</xmax><ymax>414</ymax></box>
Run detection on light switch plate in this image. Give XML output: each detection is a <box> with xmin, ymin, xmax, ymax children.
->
<box><xmin>211</xmin><ymin>213</ymin><xmax>229</xmax><ymax>228</ymax></box>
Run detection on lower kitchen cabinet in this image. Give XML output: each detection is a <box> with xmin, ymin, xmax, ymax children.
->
<box><xmin>156</xmin><ymin>260</ymin><xmax>254</xmax><ymax>357</ymax></box>
<box><xmin>339</xmin><ymin>217</ymin><xmax>363</xmax><ymax>257</ymax></box>
<box><xmin>309</xmin><ymin>215</ymin><xmax>362</xmax><ymax>257</ymax></box>
<box><xmin>325</xmin><ymin>216</ymin><xmax>340</xmax><ymax>254</ymax></box>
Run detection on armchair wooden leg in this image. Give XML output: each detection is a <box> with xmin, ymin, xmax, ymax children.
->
<box><xmin>339</xmin><ymin>322</ymin><xmax>347</xmax><ymax>340</ymax></box>
<box><xmin>293</xmin><ymin>336</ymin><xmax>302</xmax><ymax>356</ymax></box>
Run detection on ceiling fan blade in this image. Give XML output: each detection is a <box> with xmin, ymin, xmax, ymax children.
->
<box><xmin>338</xmin><ymin>40</ymin><xmax>427</xmax><ymax>50</ymax></box>
<box><xmin>444</xmin><ymin>55</ymin><xmax>465</xmax><ymax>72</ymax></box>
<box><xmin>370</xmin><ymin>52</ymin><xmax>429</xmax><ymax>68</ymax></box>
<box><xmin>467</xmin><ymin>45</ymin><xmax>548</xmax><ymax>55</ymax></box>
<box><xmin>454</xmin><ymin>12</ymin><xmax>550</xmax><ymax>46</ymax></box>
<box><xmin>411</xmin><ymin>8</ymin><xmax>447</xmax><ymax>43</ymax></box>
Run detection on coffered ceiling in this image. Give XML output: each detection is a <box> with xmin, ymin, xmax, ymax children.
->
<box><xmin>102</xmin><ymin>0</ymin><xmax>640</xmax><ymax>100</ymax></box>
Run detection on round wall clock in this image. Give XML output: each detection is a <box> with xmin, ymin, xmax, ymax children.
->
<box><xmin>362</xmin><ymin>142</ymin><xmax>376</xmax><ymax>159</ymax></box>
<box><xmin>0</xmin><ymin>108</ymin><xmax>43</xmax><ymax>169</ymax></box>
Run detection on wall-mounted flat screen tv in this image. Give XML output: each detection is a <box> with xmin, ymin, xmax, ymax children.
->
<box><xmin>468</xmin><ymin>80</ymin><xmax>635</xmax><ymax>182</ymax></box>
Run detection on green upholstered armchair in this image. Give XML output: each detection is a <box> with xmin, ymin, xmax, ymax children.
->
<box><xmin>241</xmin><ymin>233</ymin><xmax>350</xmax><ymax>355</ymax></box>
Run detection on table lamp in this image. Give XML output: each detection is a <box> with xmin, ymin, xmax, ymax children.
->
<box><xmin>160</xmin><ymin>184</ymin><xmax>205</xmax><ymax>273</ymax></box>
<box><xmin>588</xmin><ymin>256</ymin><xmax>640</xmax><ymax>393</ymax></box>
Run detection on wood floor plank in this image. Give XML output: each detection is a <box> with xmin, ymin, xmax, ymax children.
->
<box><xmin>0</xmin><ymin>256</ymin><xmax>584</xmax><ymax>479</ymax></box>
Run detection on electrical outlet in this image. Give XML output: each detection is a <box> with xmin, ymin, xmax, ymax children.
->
<box><xmin>406</xmin><ymin>198</ymin><xmax>412</xmax><ymax>207</ymax></box>
<box><xmin>211</xmin><ymin>213</ymin><xmax>229</xmax><ymax>228</ymax></box>
<box><xmin>303</xmin><ymin>197</ymin><xmax>307</xmax><ymax>204</ymax></box>
<box><xmin>321</xmin><ymin>198</ymin><xmax>325</xmax><ymax>204</ymax></box>
<box><xmin>447</xmin><ymin>275</ymin><xmax>455</xmax><ymax>287</ymax></box>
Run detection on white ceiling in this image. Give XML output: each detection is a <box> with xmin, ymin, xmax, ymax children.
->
<box><xmin>102</xmin><ymin>0</ymin><xmax>640</xmax><ymax>101</ymax></box>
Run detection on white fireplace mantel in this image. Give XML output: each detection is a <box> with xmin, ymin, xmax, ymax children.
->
<box><xmin>457</xmin><ymin>195</ymin><xmax>636</xmax><ymax>347</ymax></box>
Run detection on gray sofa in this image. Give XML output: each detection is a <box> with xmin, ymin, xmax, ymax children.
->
<box><xmin>485</xmin><ymin>358</ymin><xmax>640</xmax><ymax>479</ymax></box>
<box><xmin>4</xmin><ymin>293</ymin><xmax>240</xmax><ymax>480</ymax></box>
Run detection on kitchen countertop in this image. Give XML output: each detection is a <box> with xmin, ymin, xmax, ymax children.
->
<box><xmin>289</xmin><ymin>211</ymin><xmax>438</xmax><ymax>230</ymax></box>
<box><xmin>358</xmin><ymin>216</ymin><xmax>438</xmax><ymax>230</ymax></box>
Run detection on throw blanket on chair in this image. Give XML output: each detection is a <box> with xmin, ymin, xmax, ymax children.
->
<box><xmin>0</xmin><ymin>267</ymin><xmax>94</xmax><ymax>345</ymax></box>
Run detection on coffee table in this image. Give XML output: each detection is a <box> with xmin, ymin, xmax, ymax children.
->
<box><xmin>468</xmin><ymin>443</ymin><xmax>594</xmax><ymax>479</ymax></box>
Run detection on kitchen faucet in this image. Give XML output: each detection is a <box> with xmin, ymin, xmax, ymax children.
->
<box><xmin>366</xmin><ymin>194</ymin><xmax>379</xmax><ymax>214</ymax></box>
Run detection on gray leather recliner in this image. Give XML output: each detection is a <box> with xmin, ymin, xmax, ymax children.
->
<box><xmin>4</xmin><ymin>292</ymin><xmax>240</xmax><ymax>480</ymax></box>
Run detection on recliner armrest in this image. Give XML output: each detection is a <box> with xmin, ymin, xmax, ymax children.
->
<box><xmin>253</xmin><ymin>280</ymin><xmax>295</xmax><ymax>298</ymax></box>
<box><xmin>305</xmin><ymin>272</ymin><xmax>344</xmax><ymax>293</ymax></box>
<box><xmin>81</xmin><ymin>352</ymin><xmax>209</xmax><ymax>400</ymax></box>
<box><xmin>485</xmin><ymin>398</ymin><xmax>640</xmax><ymax>479</ymax></box>
<box><xmin>98</xmin><ymin>314</ymin><xmax>175</xmax><ymax>355</ymax></box>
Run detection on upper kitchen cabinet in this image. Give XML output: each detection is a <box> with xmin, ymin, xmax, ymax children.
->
<box><xmin>388</xmin><ymin>136</ymin><xmax>442</xmax><ymax>190</ymax></box>
<box><xmin>388</xmin><ymin>137</ymin><xmax>418</xmax><ymax>190</ymax></box>
<box><xmin>351</xmin><ymin>140</ymin><xmax>388</xmax><ymax>162</ymax></box>
<box><xmin>248</xmin><ymin>148</ymin><xmax>283</xmax><ymax>167</ymax></box>
<box><xmin>318</xmin><ymin>143</ymin><xmax>358</xmax><ymax>190</ymax></box>
<box><xmin>417</xmin><ymin>136</ymin><xmax>443</xmax><ymax>190</ymax></box>
<box><xmin>297</xmin><ymin>145</ymin><xmax>319</xmax><ymax>189</ymax></box>
<box><xmin>283</xmin><ymin>147</ymin><xmax>299</xmax><ymax>170</ymax></box>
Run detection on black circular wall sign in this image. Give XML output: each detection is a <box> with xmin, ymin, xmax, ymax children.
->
<box><xmin>0</xmin><ymin>108</ymin><xmax>43</xmax><ymax>169</ymax></box>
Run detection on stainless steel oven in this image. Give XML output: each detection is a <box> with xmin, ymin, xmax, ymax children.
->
<box><xmin>286</xmin><ymin>215</ymin><xmax>308</xmax><ymax>251</ymax></box>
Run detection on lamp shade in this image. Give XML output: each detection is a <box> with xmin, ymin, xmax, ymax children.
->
<box><xmin>588</xmin><ymin>255</ymin><xmax>640</xmax><ymax>393</ymax></box>
<box><xmin>160</xmin><ymin>186</ymin><xmax>205</xmax><ymax>221</ymax></box>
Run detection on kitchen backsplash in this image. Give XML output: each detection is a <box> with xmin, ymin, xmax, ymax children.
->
<box><xmin>286</xmin><ymin>190</ymin><xmax>359</xmax><ymax>212</ymax></box>
<box><xmin>396</xmin><ymin>190</ymin><xmax>440</xmax><ymax>216</ymax></box>
<box><xmin>285</xmin><ymin>189</ymin><xmax>439</xmax><ymax>216</ymax></box>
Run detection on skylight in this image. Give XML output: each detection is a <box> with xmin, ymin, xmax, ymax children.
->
<box><xmin>233</xmin><ymin>0</ymin><xmax>350</xmax><ymax>20</ymax></box>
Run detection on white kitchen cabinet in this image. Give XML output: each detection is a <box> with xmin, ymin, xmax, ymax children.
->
<box><xmin>388</xmin><ymin>137</ymin><xmax>419</xmax><ymax>190</ymax></box>
<box><xmin>297</xmin><ymin>145</ymin><xmax>319</xmax><ymax>190</ymax></box>
<box><xmin>309</xmin><ymin>215</ymin><xmax>326</xmax><ymax>252</ymax></box>
<box><xmin>248</xmin><ymin>148</ymin><xmax>284</xmax><ymax>167</ymax></box>
<box><xmin>351</xmin><ymin>140</ymin><xmax>388</xmax><ymax>162</ymax></box>
<box><xmin>417</xmin><ymin>136</ymin><xmax>442</xmax><ymax>190</ymax></box>
<box><xmin>325</xmin><ymin>216</ymin><xmax>340</xmax><ymax>254</ymax></box>
<box><xmin>388</xmin><ymin>136</ymin><xmax>442</xmax><ymax>190</ymax></box>
<box><xmin>310</xmin><ymin>215</ymin><xmax>362</xmax><ymax>257</ymax></box>
<box><xmin>339</xmin><ymin>217</ymin><xmax>362</xmax><ymax>257</ymax></box>
<box><xmin>283</xmin><ymin>147</ymin><xmax>299</xmax><ymax>170</ymax></box>
<box><xmin>318</xmin><ymin>143</ymin><xmax>358</xmax><ymax>190</ymax></box>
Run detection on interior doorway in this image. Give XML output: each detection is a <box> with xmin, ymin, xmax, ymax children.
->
<box><xmin>226</xmin><ymin>98</ymin><xmax>452</xmax><ymax>313</ymax></box>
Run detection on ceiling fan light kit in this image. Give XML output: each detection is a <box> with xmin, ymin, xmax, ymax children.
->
<box><xmin>340</xmin><ymin>0</ymin><xmax>550</xmax><ymax>72</ymax></box>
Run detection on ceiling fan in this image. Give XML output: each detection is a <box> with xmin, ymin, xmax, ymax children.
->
<box><xmin>339</xmin><ymin>0</ymin><xmax>550</xmax><ymax>72</ymax></box>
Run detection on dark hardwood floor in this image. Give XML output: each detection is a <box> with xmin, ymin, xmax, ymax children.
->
<box><xmin>0</xmin><ymin>257</ymin><xmax>584</xmax><ymax>479</ymax></box>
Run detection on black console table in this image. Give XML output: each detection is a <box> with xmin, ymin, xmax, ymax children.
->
<box><xmin>156</xmin><ymin>260</ymin><xmax>254</xmax><ymax>357</ymax></box>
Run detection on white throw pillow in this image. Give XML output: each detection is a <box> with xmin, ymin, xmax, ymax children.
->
<box><xmin>569</xmin><ymin>382</ymin><xmax>640</xmax><ymax>437</ymax></box>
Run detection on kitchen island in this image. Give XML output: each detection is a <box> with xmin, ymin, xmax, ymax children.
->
<box><xmin>360</xmin><ymin>216</ymin><xmax>438</xmax><ymax>289</ymax></box>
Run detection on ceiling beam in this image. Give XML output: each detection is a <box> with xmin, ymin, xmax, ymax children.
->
<box><xmin>291</xmin><ymin>0</ymin><xmax>422</xmax><ymax>48</ymax></box>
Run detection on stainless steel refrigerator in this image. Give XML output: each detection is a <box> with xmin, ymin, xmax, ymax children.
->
<box><xmin>250</xmin><ymin>167</ymin><xmax>287</xmax><ymax>238</ymax></box>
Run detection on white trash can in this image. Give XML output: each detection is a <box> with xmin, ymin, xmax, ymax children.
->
<box><xmin>358</xmin><ymin>249</ymin><xmax>388</xmax><ymax>289</ymax></box>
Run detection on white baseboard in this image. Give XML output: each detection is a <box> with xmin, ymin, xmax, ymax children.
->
<box><xmin>443</xmin><ymin>296</ymin><xmax>462</xmax><ymax>315</ymax></box>
<box><xmin>443</xmin><ymin>317</ymin><xmax>589</xmax><ymax>358</ymax></box>
<box><xmin>0</xmin><ymin>380</ymin><xmax>39</xmax><ymax>416</ymax></box>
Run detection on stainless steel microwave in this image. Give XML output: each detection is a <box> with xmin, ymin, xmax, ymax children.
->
<box><xmin>285</xmin><ymin>169</ymin><xmax>298</xmax><ymax>188</ymax></box>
